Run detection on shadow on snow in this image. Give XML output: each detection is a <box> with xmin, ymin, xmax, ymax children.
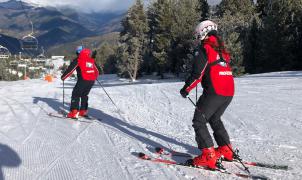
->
<box><xmin>33</xmin><ymin>96</ymin><xmax>198</xmax><ymax>162</ymax></box>
<box><xmin>0</xmin><ymin>144</ymin><xmax>21</xmax><ymax>180</ymax></box>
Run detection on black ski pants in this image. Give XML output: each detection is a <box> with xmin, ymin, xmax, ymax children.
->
<box><xmin>192</xmin><ymin>93</ymin><xmax>233</xmax><ymax>149</ymax></box>
<box><xmin>70</xmin><ymin>80</ymin><xmax>95</xmax><ymax>111</ymax></box>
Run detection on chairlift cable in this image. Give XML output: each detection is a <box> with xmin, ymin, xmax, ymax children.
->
<box><xmin>19</xmin><ymin>0</ymin><xmax>34</xmax><ymax>33</ymax></box>
<box><xmin>19</xmin><ymin>0</ymin><xmax>38</xmax><ymax>51</ymax></box>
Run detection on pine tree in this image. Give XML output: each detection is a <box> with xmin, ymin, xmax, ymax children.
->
<box><xmin>117</xmin><ymin>0</ymin><xmax>148</xmax><ymax>81</ymax></box>
<box><xmin>256</xmin><ymin>0</ymin><xmax>302</xmax><ymax>72</ymax></box>
<box><xmin>0</xmin><ymin>58</ymin><xmax>19</xmax><ymax>81</ymax></box>
<box><xmin>148</xmin><ymin>0</ymin><xmax>174</xmax><ymax>78</ymax></box>
<box><xmin>291</xmin><ymin>1</ymin><xmax>302</xmax><ymax>70</ymax></box>
<box><xmin>0</xmin><ymin>60</ymin><xmax>6</xmax><ymax>80</ymax></box>
<box><xmin>144</xmin><ymin>2</ymin><xmax>158</xmax><ymax>74</ymax></box>
<box><xmin>256</xmin><ymin>0</ymin><xmax>270</xmax><ymax>18</ymax></box>
<box><xmin>170</xmin><ymin>0</ymin><xmax>200</xmax><ymax>75</ymax></box>
<box><xmin>217</xmin><ymin>0</ymin><xmax>255</xmax><ymax>76</ymax></box>
<box><xmin>148</xmin><ymin>0</ymin><xmax>200</xmax><ymax>77</ymax></box>
<box><xmin>94</xmin><ymin>43</ymin><xmax>117</xmax><ymax>74</ymax></box>
<box><xmin>243</xmin><ymin>17</ymin><xmax>261</xmax><ymax>73</ymax></box>
<box><xmin>197</xmin><ymin>0</ymin><xmax>210</xmax><ymax>21</ymax></box>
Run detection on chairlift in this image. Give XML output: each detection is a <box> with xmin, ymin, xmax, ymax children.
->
<box><xmin>21</xmin><ymin>21</ymin><xmax>38</xmax><ymax>51</ymax></box>
<box><xmin>21</xmin><ymin>34</ymin><xmax>38</xmax><ymax>50</ymax></box>
<box><xmin>0</xmin><ymin>45</ymin><xmax>11</xmax><ymax>59</ymax></box>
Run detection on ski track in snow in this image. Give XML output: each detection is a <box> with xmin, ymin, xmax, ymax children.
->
<box><xmin>0</xmin><ymin>72</ymin><xmax>302</xmax><ymax>180</ymax></box>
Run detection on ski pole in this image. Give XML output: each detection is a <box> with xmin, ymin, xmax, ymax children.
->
<box><xmin>188</xmin><ymin>97</ymin><xmax>196</xmax><ymax>107</ymax></box>
<box><xmin>63</xmin><ymin>80</ymin><xmax>65</xmax><ymax>110</ymax></box>
<box><xmin>195</xmin><ymin>87</ymin><xmax>198</xmax><ymax>104</ymax></box>
<box><xmin>187</xmin><ymin>96</ymin><xmax>251</xmax><ymax>175</ymax></box>
<box><xmin>96</xmin><ymin>79</ymin><xmax>119</xmax><ymax>110</ymax></box>
<box><xmin>224</xmin><ymin>144</ymin><xmax>251</xmax><ymax>174</ymax></box>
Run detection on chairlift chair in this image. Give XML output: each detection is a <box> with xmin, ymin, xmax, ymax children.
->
<box><xmin>21</xmin><ymin>34</ymin><xmax>38</xmax><ymax>51</ymax></box>
<box><xmin>0</xmin><ymin>45</ymin><xmax>11</xmax><ymax>59</ymax></box>
<box><xmin>21</xmin><ymin>20</ymin><xmax>39</xmax><ymax>51</ymax></box>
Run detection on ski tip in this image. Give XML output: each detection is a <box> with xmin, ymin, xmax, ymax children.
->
<box><xmin>272</xmin><ymin>165</ymin><xmax>290</xmax><ymax>170</ymax></box>
<box><xmin>229</xmin><ymin>172</ymin><xmax>269</xmax><ymax>180</ymax></box>
<box><xmin>253</xmin><ymin>162</ymin><xmax>291</xmax><ymax>171</ymax></box>
<box><xmin>251</xmin><ymin>175</ymin><xmax>269</xmax><ymax>180</ymax></box>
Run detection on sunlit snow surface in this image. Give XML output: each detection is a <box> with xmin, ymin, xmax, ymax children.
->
<box><xmin>0</xmin><ymin>71</ymin><xmax>301</xmax><ymax>180</ymax></box>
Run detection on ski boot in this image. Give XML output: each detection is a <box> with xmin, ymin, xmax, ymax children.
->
<box><xmin>215</xmin><ymin>144</ymin><xmax>234</xmax><ymax>161</ymax></box>
<box><xmin>79</xmin><ymin>110</ymin><xmax>88</xmax><ymax>117</ymax></box>
<box><xmin>190</xmin><ymin>147</ymin><xmax>219</xmax><ymax>169</ymax></box>
<box><xmin>67</xmin><ymin>109</ymin><xmax>79</xmax><ymax>119</ymax></box>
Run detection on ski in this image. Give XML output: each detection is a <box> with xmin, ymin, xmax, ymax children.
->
<box><xmin>138</xmin><ymin>152</ymin><xmax>268</xmax><ymax>180</ymax></box>
<box><xmin>155</xmin><ymin>147</ymin><xmax>290</xmax><ymax>171</ymax></box>
<box><xmin>155</xmin><ymin>147</ymin><xmax>193</xmax><ymax>158</ymax></box>
<box><xmin>47</xmin><ymin>112</ymin><xmax>100</xmax><ymax>122</ymax></box>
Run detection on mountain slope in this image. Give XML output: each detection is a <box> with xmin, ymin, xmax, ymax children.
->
<box><xmin>0</xmin><ymin>72</ymin><xmax>301</xmax><ymax>179</ymax></box>
<box><xmin>0</xmin><ymin>0</ymin><xmax>32</xmax><ymax>10</ymax></box>
<box><xmin>0</xmin><ymin>0</ymin><xmax>123</xmax><ymax>52</ymax></box>
<box><xmin>0</xmin><ymin>33</ymin><xmax>22</xmax><ymax>54</ymax></box>
<box><xmin>47</xmin><ymin>32</ymin><xmax>119</xmax><ymax>56</ymax></box>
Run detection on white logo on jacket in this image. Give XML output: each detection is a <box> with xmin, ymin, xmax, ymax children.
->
<box><xmin>219</xmin><ymin>71</ymin><xmax>233</xmax><ymax>76</ymax></box>
<box><xmin>86</xmin><ymin>70</ymin><xmax>95</xmax><ymax>73</ymax></box>
<box><xmin>86</xmin><ymin>62</ymin><xmax>93</xmax><ymax>68</ymax></box>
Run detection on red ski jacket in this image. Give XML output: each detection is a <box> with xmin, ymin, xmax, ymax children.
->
<box><xmin>183</xmin><ymin>35</ymin><xmax>235</xmax><ymax>96</ymax></box>
<box><xmin>61</xmin><ymin>49</ymin><xmax>99</xmax><ymax>81</ymax></box>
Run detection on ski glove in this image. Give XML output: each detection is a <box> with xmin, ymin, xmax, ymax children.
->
<box><xmin>180</xmin><ymin>87</ymin><xmax>189</xmax><ymax>98</ymax></box>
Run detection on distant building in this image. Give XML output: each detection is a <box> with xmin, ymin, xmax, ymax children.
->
<box><xmin>51</xmin><ymin>56</ymin><xmax>65</xmax><ymax>60</ymax></box>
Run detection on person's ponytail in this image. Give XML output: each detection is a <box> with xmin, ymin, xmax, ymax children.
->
<box><xmin>206</xmin><ymin>30</ymin><xmax>227</xmax><ymax>55</ymax></box>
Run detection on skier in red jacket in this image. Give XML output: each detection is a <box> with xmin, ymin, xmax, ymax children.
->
<box><xmin>61</xmin><ymin>46</ymin><xmax>99</xmax><ymax>119</ymax></box>
<box><xmin>180</xmin><ymin>20</ymin><xmax>235</xmax><ymax>169</ymax></box>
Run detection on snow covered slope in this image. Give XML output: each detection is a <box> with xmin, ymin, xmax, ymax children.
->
<box><xmin>0</xmin><ymin>71</ymin><xmax>301</xmax><ymax>180</ymax></box>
